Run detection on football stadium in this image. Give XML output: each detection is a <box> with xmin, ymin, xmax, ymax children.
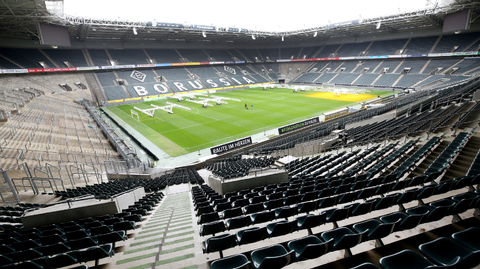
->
<box><xmin>1</xmin><ymin>1</ymin><xmax>480</xmax><ymax>269</ymax></box>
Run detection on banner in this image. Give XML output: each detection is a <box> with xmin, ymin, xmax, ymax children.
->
<box><xmin>210</xmin><ymin>137</ymin><xmax>252</xmax><ymax>154</ymax></box>
<box><xmin>278</xmin><ymin>117</ymin><xmax>319</xmax><ymax>135</ymax></box>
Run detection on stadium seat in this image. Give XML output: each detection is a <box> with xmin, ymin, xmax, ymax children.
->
<box><xmin>210</xmin><ymin>254</ymin><xmax>251</xmax><ymax>269</ymax></box>
<box><xmin>250</xmin><ymin>211</ymin><xmax>275</xmax><ymax>225</ymax></box>
<box><xmin>203</xmin><ymin>233</ymin><xmax>237</xmax><ymax>258</ymax></box>
<box><xmin>351</xmin><ymin>263</ymin><xmax>380</xmax><ymax>269</ymax></box>
<box><xmin>236</xmin><ymin>227</ymin><xmax>268</xmax><ymax>245</ymax></box>
<box><xmin>419</xmin><ymin>237</ymin><xmax>480</xmax><ymax>268</ymax></box>
<box><xmin>297</xmin><ymin>200</ymin><xmax>318</xmax><ymax>214</ymax></box>
<box><xmin>296</xmin><ymin>212</ymin><xmax>327</xmax><ymax>235</ymax></box>
<box><xmin>380</xmin><ymin>212</ymin><xmax>426</xmax><ymax>232</ymax></box>
<box><xmin>198</xmin><ymin>212</ymin><xmax>220</xmax><ymax>225</ymax></box>
<box><xmin>200</xmin><ymin>221</ymin><xmax>226</xmax><ymax>236</ymax></box>
<box><xmin>44</xmin><ymin>251</ymin><xmax>79</xmax><ymax>269</ymax></box>
<box><xmin>274</xmin><ymin>206</ymin><xmax>297</xmax><ymax>220</ymax></box>
<box><xmin>69</xmin><ymin>237</ymin><xmax>99</xmax><ymax>250</ymax></box>
<box><xmin>451</xmin><ymin>227</ymin><xmax>480</xmax><ymax>251</ymax></box>
<box><xmin>353</xmin><ymin>219</ymin><xmax>398</xmax><ymax>245</ymax></box>
<box><xmin>266</xmin><ymin>220</ymin><xmax>297</xmax><ymax>238</ymax></box>
<box><xmin>223</xmin><ymin>208</ymin><xmax>243</xmax><ymax>219</ymax></box>
<box><xmin>226</xmin><ymin>216</ymin><xmax>251</xmax><ymax>230</ymax></box>
<box><xmin>78</xmin><ymin>243</ymin><xmax>114</xmax><ymax>267</ymax></box>
<box><xmin>287</xmin><ymin>235</ymin><xmax>332</xmax><ymax>261</ymax></box>
<box><xmin>250</xmin><ymin>244</ymin><xmax>294</xmax><ymax>269</ymax></box>
<box><xmin>379</xmin><ymin>249</ymin><xmax>446</xmax><ymax>269</ymax></box>
<box><xmin>321</xmin><ymin>227</ymin><xmax>365</xmax><ymax>254</ymax></box>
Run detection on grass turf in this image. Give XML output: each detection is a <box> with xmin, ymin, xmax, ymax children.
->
<box><xmin>106</xmin><ymin>87</ymin><xmax>392</xmax><ymax>156</ymax></box>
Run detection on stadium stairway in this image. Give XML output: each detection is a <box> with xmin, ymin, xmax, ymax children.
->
<box><xmin>408</xmin><ymin>139</ymin><xmax>449</xmax><ymax>178</ymax></box>
<box><xmin>442</xmin><ymin>136</ymin><xmax>480</xmax><ymax>180</ymax></box>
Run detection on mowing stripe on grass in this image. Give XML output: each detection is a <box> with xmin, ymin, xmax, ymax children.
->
<box><xmin>162</xmin><ymin>237</ymin><xmax>194</xmax><ymax>246</ymax></box>
<box><xmin>155</xmin><ymin>253</ymin><xmax>195</xmax><ymax>266</ymax></box>
<box><xmin>124</xmin><ymin>244</ymin><xmax>159</xmax><ymax>255</ymax></box>
<box><xmin>116</xmin><ymin>252</ymin><xmax>157</xmax><ymax>265</ymax></box>
<box><xmin>159</xmin><ymin>243</ymin><xmax>194</xmax><ymax>255</ymax></box>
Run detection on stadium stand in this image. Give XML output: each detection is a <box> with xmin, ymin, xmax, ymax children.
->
<box><xmin>367</xmin><ymin>39</ymin><xmax>408</xmax><ymax>55</ymax></box>
<box><xmin>0</xmin><ymin>48</ymin><xmax>55</xmax><ymax>69</ymax></box>
<box><xmin>43</xmin><ymin>49</ymin><xmax>89</xmax><ymax>67</ymax></box>
<box><xmin>258</xmin><ymin>48</ymin><xmax>279</xmax><ymax>61</ymax></box>
<box><xmin>336</xmin><ymin>42</ymin><xmax>371</xmax><ymax>57</ymax></box>
<box><xmin>88</xmin><ymin>49</ymin><xmax>112</xmax><ymax>66</ymax></box>
<box><xmin>317</xmin><ymin>44</ymin><xmax>342</xmax><ymax>58</ymax></box>
<box><xmin>177</xmin><ymin>49</ymin><xmax>209</xmax><ymax>62</ymax></box>
<box><xmin>404</xmin><ymin>36</ymin><xmax>439</xmax><ymax>54</ymax></box>
<box><xmin>1</xmin><ymin>5</ymin><xmax>480</xmax><ymax>269</ymax></box>
<box><xmin>144</xmin><ymin>49</ymin><xmax>181</xmax><ymax>63</ymax></box>
<box><xmin>280</xmin><ymin>47</ymin><xmax>302</xmax><ymax>59</ymax></box>
<box><xmin>432</xmin><ymin>32</ymin><xmax>480</xmax><ymax>53</ymax></box>
<box><xmin>108</xmin><ymin>49</ymin><xmax>149</xmax><ymax>65</ymax></box>
<box><xmin>204</xmin><ymin>49</ymin><xmax>234</xmax><ymax>61</ymax></box>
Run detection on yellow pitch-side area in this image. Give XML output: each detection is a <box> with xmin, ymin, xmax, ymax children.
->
<box><xmin>306</xmin><ymin>92</ymin><xmax>377</xmax><ymax>102</ymax></box>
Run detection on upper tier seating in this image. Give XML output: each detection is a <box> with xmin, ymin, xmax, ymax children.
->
<box><xmin>0</xmin><ymin>48</ymin><xmax>55</xmax><ymax>69</ymax></box>
<box><xmin>42</xmin><ymin>49</ymin><xmax>88</xmax><ymax>68</ymax></box>
<box><xmin>404</xmin><ymin>36</ymin><xmax>439</xmax><ymax>54</ymax></box>
<box><xmin>108</xmin><ymin>49</ymin><xmax>149</xmax><ymax>65</ymax></box>
<box><xmin>144</xmin><ymin>49</ymin><xmax>181</xmax><ymax>63</ymax></box>
<box><xmin>88</xmin><ymin>50</ymin><xmax>111</xmax><ymax>66</ymax></box>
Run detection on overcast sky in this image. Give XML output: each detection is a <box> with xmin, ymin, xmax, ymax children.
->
<box><xmin>63</xmin><ymin>0</ymin><xmax>434</xmax><ymax>31</ymax></box>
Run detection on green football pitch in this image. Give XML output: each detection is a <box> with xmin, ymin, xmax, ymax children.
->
<box><xmin>104</xmin><ymin>87</ymin><xmax>393</xmax><ymax>157</ymax></box>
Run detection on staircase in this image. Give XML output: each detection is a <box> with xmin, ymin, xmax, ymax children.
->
<box><xmin>391</xmin><ymin>74</ymin><xmax>405</xmax><ymax>87</ymax></box>
<box><xmin>442</xmin><ymin>135</ymin><xmax>480</xmax><ymax>180</ymax></box>
<box><xmin>38</xmin><ymin>49</ymin><xmax>60</xmax><ymax>68</ymax></box>
<box><xmin>409</xmin><ymin>140</ymin><xmax>449</xmax><ymax>177</ymax></box>
<box><xmin>82</xmin><ymin>49</ymin><xmax>95</xmax><ymax>67</ymax></box>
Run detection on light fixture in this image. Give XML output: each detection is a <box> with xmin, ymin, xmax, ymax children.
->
<box><xmin>133</xmin><ymin>27</ymin><xmax>137</xmax><ymax>35</ymax></box>
<box><xmin>281</xmin><ymin>35</ymin><xmax>284</xmax><ymax>41</ymax></box>
<box><xmin>202</xmin><ymin>31</ymin><xmax>206</xmax><ymax>38</ymax></box>
<box><xmin>252</xmin><ymin>34</ymin><xmax>256</xmax><ymax>40</ymax></box>
<box><xmin>313</xmin><ymin>31</ymin><xmax>317</xmax><ymax>37</ymax></box>
<box><xmin>376</xmin><ymin>22</ymin><xmax>381</xmax><ymax>29</ymax></box>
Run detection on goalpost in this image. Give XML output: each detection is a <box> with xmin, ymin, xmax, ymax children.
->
<box><xmin>131</xmin><ymin>109</ymin><xmax>140</xmax><ymax>122</ymax></box>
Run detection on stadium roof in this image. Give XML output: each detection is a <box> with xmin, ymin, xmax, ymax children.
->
<box><xmin>0</xmin><ymin>0</ymin><xmax>479</xmax><ymax>46</ymax></box>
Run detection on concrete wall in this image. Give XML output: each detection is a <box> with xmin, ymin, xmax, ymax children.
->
<box><xmin>208</xmin><ymin>170</ymin><xmax>288</xmax><ymax>195</ymax></box>
<box><xmin>21</xmin><ymin>187</ymin><xmax>145</xmax><ymax>229</ymax></box>
<box><xmin>345</xmin><ymin>110</ymin><xmax>397</xmax><ymax>129</ymax></box>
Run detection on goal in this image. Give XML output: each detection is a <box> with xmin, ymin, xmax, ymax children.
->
<box><xmin>131</xmin><ymin>109</ymin><xmax>140</xmax><ymax>121</ymax></box>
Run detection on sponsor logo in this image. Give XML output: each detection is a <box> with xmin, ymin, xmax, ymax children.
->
<box><xmin>224</xmin><ymin>65</ymin><xmax>236</xmax><ymax>75</ymax></box>
<box><xmin>210</xmin><ymin>137</ymin><xmax>252</xmax><ymax>154</ymax></box>
<box><xmin>278</xmin><ymin>117</ymin><xmax>319</xmax><ymax>135</ymax></box>
<box><xmin>130</xmin><ymin>70</ymin><xmax>147</xmax><ymax>82</ymax></box>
